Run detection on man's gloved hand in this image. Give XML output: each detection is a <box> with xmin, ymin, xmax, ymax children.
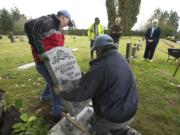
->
<box><xmin>148</xmin><ymin>39</ymin><xmax>154</xmax><ymax>43</ymax></box>
<box><xmin>53</xmin><ymin>84</ymin><xmax>64</xmax><ymax>95</ymax></box>
<box><xmin>39</xmin><ymin>53</ymin><xmax>49</xmax><ymax>62</ymax></box>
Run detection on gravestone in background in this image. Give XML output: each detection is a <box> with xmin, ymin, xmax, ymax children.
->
<box><xmin>126</xmin><ymin>42</ymin><xmax>133</xmax><ymax>63</ymax></box>
<box><xmin>19</xmin><ymin>35</ymin><xmax>25</xmax><ymax>42</ymax></box>
<box><xmin>132</xmin><ymin>46</ymin><xmax>137</xmax><ymax>58</ymax></box>
<box><xmin>136</xmin><ymin>40</ymin><xmax>142</xmax><ymax>50</ymax></box>
<box><xmin>8</xmin><ymin>32</ymin><xmax>15</xmax><ymax>43</ymax></box>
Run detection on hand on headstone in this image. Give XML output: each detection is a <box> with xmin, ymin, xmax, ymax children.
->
<box><xmin>148</xmin><ymin>39</ymin><xmax>154</xmax><ymax>43</ymax></box>
<box><xmin>53</xmin><ymin>84</ymin><xmax>64</xmax><ymax>95</ymax></box>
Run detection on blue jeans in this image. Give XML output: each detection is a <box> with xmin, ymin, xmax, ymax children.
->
<box><xmin>36</xmin><ymin>63</ymin><xmax>64</xmax><ymax>115</ymax></box>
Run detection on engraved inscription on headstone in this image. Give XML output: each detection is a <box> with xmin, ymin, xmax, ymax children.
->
<box><xmin>44</xmin><ymin>47</ymin><xmax>90</xmax><ymax>116</ymax></box>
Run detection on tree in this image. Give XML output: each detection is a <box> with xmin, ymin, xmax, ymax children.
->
<box><xmin>151</xmin><ymin>8</ymin><xmax>162</xmax><ymax>20</ymax></box>
<box><xmin>12</xmin><ymin>14</ymin><xmax>27</xmax><ymax>34</ymax></box>
<box><xmin>106</xmin><ymin>0</ymin><xmax>141</xmax><ymax>34</ymax></box>
<box><xmin>11</xmin><ymin>7</ymin><xmax>21</xmax><ymax>21</ymax></box>
<box><xmin>168</xmin><ymin>11</ymin><xmax>179</xmax><ymax>32</ymax></box>
<box><xmin>0</xmin><ymin>8</ymin><xmax>13</xmax><ymax>34</ymax></box>
<box><xmin>11</xmin><ymin>7</ymin><xmax>27</xmax><ymax>34</ymax></box>
<box><xmin>149</xmin><ymin>9</ymin><xmax>180</xmax><ymax>37</ymax></box>
<box><xmin>0</xmin><ymin>7</ymin><xmax>27</xmax><ymax>34</ymax></box>
<box><xmin>106</xmin><ymin>0</ymin><xmax>116</xmax><ymax>29</ymax></box>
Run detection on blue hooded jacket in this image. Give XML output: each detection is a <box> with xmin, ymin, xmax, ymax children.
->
<box><xmin>60</xmin><ymin>50</ymin><xmax>138</xmax><ymax>123</ymax></box>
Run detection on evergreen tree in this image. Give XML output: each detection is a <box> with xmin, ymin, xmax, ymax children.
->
<box><xmin>0</xmin><ymin>9</ymin><xmax>13</xmax><ymax>33</ymax></box>
<box><xmin>0</xmin><ymin>7</ymin><xmax>27</xmax><ymax>34</ymax></box>
<box><xmin>106</xmin><ymin>0</ymin><xmax>116</xmax><ymax>28</ymax></box>
<box><xmin>13</xmin><ymin>14</ymin><xmax>26</xmax><ymax>34</ymax></box>
<box><xmin>150</xmin><ymin>8</ymin><xmax>179</xmax><ymax>37</ymax></box>
<box><xmin>106</xmin><ymin>0</ymin><xmax>141</xmax><ymax>34</ymax></box>
<box><xmin>11</xmin><ymin>7</ymin><xmax>27</xmax><ymax>34</ymax></box>
<box><xmin>11</xmin><ymin>7</ymin><xmax>21</xmax><ymax>22</ymax></box>
<box><xmin>168</xmin><ymin>11</ymin><xmax>179</xmax><ymax>32</ymax></box>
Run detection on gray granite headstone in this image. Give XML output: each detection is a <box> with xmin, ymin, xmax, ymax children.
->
<box><xmin>44</xmin><ymin>47</ymin><xmax>90</xmax><ymax>116</ymax></box>
<box><xmin>45</xmin><ymin>47</ymin><xmax>94</xmax><ymax>135</ymax></box>
<box><xmin>19</xmin><ymin>35</ymin><xmax>25</xmax><ymax>42</ymax></box>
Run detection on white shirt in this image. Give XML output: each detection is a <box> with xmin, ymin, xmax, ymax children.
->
<box><xmin>150</xmin><ymin>27</ymin><xmax>156</xmax><ymax>37</ymax></box>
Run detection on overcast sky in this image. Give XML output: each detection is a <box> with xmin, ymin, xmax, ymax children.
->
<box><xmin>0</xmin><ymin>0</ymin><xmax>180</xmax><ymax>30</ymax></box>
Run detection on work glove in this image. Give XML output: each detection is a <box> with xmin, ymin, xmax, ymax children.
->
<box><xmin>53</xmin><ymin>84</ymin><xmax>64</xmax><ymax>95</ymax></box>
<box><xmin>39</xmin><ymin>53</ymin><xmax>49</xmax><ymax>62</ymax></box>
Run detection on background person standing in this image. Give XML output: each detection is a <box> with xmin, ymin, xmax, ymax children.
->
<box><xmin>143</xmin><ymin>19</ymin><xmax>161</xmax><ymax>62</ymax></box>
<box><xmin>110</xmin><ymin>17</ymin><xmax>123</xmax><ymax>49</ymax></box>
<box><xmin>88</xmin><ymin>17</ymin><xmax>104</xmax><ymax>59</ymax></box>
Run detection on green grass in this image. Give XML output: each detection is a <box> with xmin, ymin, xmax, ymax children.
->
<box><xmin>0</xmin><ymin>35</ymin><xmax>180</xmax><ymax>135</ymax></box>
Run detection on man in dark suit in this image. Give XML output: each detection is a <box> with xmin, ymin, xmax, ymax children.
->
<box><xmin>143</xmin><ymin>19</ymin><xmax>161</xmax><ymax>62</ymax></box>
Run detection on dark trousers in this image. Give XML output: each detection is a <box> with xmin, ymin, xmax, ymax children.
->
<box><xmin>90</xmin><ymin>114</ymin><xmax>134</xmax><ymax>135</ymax></box>
<box><xmin>143</xmin><ymin>42</ymin><xmax>157</xmax><ymax>60</ymax></box>
<box><xmin>90</xmin><ymin>40</ymin><xmax>94</xmax><ymax>59</ymax></box>
<box><xmin>112</xmin><ymin>38</ymin><xmax>120</xmax><ymax>49</ymax></box>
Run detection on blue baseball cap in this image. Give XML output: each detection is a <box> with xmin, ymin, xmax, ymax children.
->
<box><xmin>57</xmin><ymin>10</ymin><xmax>73</xmax><ymax>27</ymax></box>
<box><xmin>91</xmin><ymin>34</ymin><xmax>114</xmax><ymax>50</ymax></box>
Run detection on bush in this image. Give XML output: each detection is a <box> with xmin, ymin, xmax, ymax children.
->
<box><xmin>12</xmin><ymin>113</ymin><xmax>49</xmax><ymax>135</ymax></box>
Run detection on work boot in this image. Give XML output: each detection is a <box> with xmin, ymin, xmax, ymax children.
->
<box><xmin>41</xmin><ymin>112</ymin><xmax>63</xmax><ymax>126</ymax></box>
<box><xmin>50</xmin><ymin>113</ymin><xmax>63</xmax><ymax>123</ymax></box>
<box><xmin>35</xmin><ymin>102</ymin><xmax>51</xmax><ymax>116</ymax></box>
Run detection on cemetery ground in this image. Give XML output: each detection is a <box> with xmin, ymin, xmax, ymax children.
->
<box><xmin>0</xmin><ymin>35</ymin><xmax>180</xmax><ymax>135</ymax></box>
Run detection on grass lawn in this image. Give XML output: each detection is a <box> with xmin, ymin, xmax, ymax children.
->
<box><xmin>0</xmin><ymin>35</ymin><xmax>180</xmax><ymax>135</ymax></box>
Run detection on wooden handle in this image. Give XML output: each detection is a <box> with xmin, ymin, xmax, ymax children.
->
<box><xmin>62</xmin><ymin>112</ymin><xmax>88</xmax><ymax>132</ymax></box>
